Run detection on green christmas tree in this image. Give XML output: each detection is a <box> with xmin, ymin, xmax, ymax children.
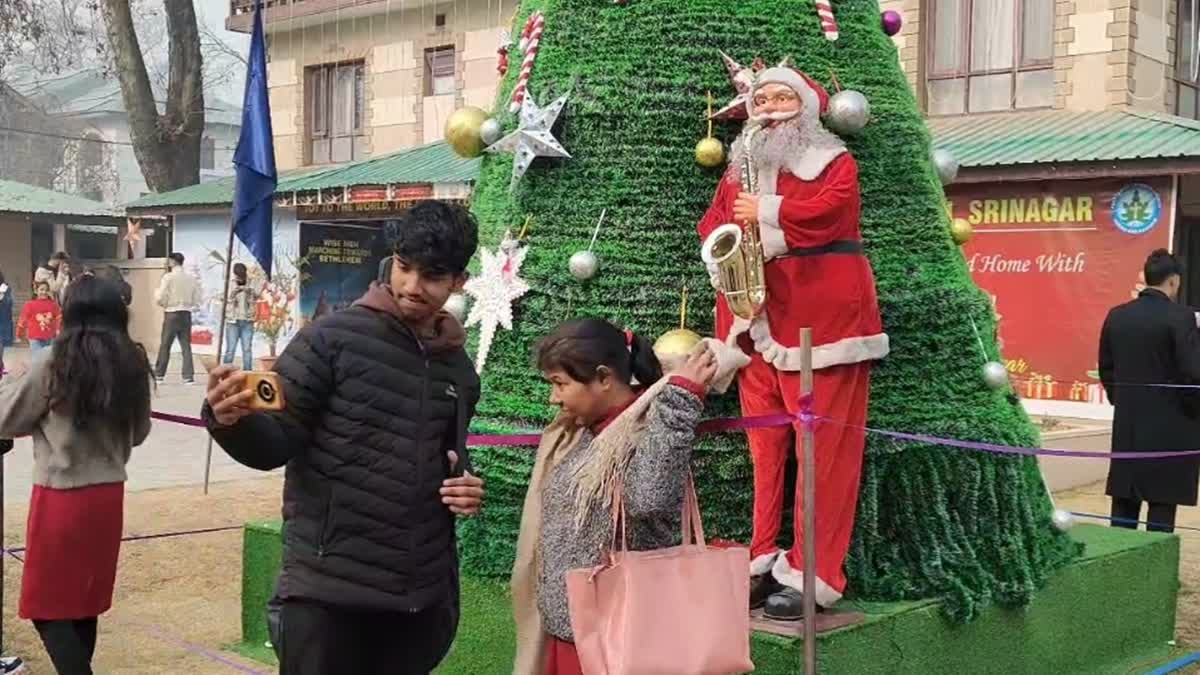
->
<box><xmin>460</xmin><ymin>0</ymin><xmax>1079</xmax><ymax>622</ymax></box>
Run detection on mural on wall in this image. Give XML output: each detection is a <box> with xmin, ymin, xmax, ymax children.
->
<box><xmin>298</xmin><ymin>222</ymin><xmax>387</xmax><ymax>324</ymax></box>
<box><xmin>172</xmin><ymin>212</ymin><xmax>302</xmax><ymax>357</ymax></box>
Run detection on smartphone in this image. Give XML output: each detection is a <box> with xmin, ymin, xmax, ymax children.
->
<box><xmin>244</xmin><ymin>371</ymin><xmax>285</xmax><ymax>411</ymax></box>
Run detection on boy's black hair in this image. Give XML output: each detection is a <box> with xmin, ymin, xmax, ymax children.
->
<box><xmin>1144</xmin><ymin>248</ymin><xmax>1183</xmax><ymax>287</ymax></box>
<box><xmin>391</xmin><ymin>201</ymin><xmax>479</xmax><ymax>276</ymax></box>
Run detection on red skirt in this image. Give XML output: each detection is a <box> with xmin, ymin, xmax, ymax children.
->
<box><xmin>543</xmin><ymin>636</ymin><xmax>583</xmax><ymax>675</ymax></box>
<box><xmin>20</xmin><ymin>482</ymin><xmax>124</xmax><ymax>620</ymax></box>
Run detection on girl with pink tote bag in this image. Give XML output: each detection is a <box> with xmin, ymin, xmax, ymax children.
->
<box><xmin>509</xmin><ymin>319</ymin><xmax>752</xmax><ymax>674</ymax></box>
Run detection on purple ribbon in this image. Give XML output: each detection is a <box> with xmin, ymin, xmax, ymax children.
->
<box><xmin>860</xmin><ymin>424</ymin><xmax>1200</xmax><ymax>459</ymax></box>
<box><xmin>150</xmin><ymin>411</ymin><xmax>208</xmax><ymax>427</ymax></box>
<box><xmin>147</xmin><ymin>401</ymin><xmax>1200</xmax><ymax>460</ymax></box>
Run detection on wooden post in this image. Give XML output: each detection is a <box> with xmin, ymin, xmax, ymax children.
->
<box><xmin>799</xmin><ymin>327</ymin><xmax>817</xmax><ymax>675</ymax></box>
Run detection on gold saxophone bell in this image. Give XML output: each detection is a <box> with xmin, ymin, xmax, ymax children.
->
<box><xmin>700</xmin><ymin>125</ymin><xmax>768</xmax><ymax>321</ymax></box>
<box><xmin>702</xmin><ymin>223</ymin><xmax>767</xmax><ymax>321</ymax></box>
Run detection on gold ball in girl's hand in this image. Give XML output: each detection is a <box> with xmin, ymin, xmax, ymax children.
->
<box><xmin>950</xmin><ymin>218</ymin><xmax>973</xmax><ymax>245</ymax></box>
<box><xmin>695</xmin><ymin>137</ymin><xmax>725</xmax><ymax>168</ymax></box>
<box><xmin>444</xmin><ymin>107</ymin><xmax>491</xmax><ymax>158</ymax></box>
<box><xmin>654</xmin><ymin>328</ymin><xmax>703</xmax><ymax>364</ymax></box>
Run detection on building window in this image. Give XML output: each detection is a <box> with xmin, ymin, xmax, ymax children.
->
<box><xmin>424</xmin><ymin>46</ymin><xmax>456</xmax><ymax>96</ymax></box>
<box><xmin>1177</xmin><ymin>0</ymin><xmax>1200</xmax><ymax>118</ymax></box>
<box><xmin>925</xmin><ymin>0</ymin><xmax>1054</xmax><ymax>115</ymax></box>
<box><xmin>435</xmin><ymin>13</ymin><xmax>447</xmax><ymax>28</ymax></box>
<box><xmin>200</xmin><ymin>137</ymin><xmax>216</xmax><ymax>170</ymax></box>
<box><xmin>307</xmin><ymin>61</ymin><xmax>367</xmax><ymax>165</ymax></box>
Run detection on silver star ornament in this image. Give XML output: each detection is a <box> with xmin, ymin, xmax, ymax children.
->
<box><xmin>485</xmin><ymin>90</ymin><xmax>571</xmax><ymax>190</ymax></box>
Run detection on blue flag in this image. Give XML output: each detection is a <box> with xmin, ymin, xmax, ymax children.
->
<box><xmin>232</xmin><ymin>2</ymin><xmax>277</xmax><ymax>278</ymax></box>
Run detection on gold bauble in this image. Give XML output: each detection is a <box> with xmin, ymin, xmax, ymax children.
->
<box><xmin>694</xmin><ymin>137</ymin><xmax>725</xmax><ymax>168</ymax></box>
<box><xmin>950</xmin><ymin>218</ymin><xmax>973</xmax><ymax>245</ymax></box>
<box><xmin>654</xmin><ymin>328</ymin><xmax>703</xmax><ymax>359</ymax></box>
<box><xmin>444</xmin><ymin>107</ymin><xmax>491</xmax><ymax>158</ymax></box>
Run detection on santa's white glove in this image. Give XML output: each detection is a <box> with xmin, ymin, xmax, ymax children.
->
<box><xmin>701</xmin><ymin>337</ymin><xmax>750</xmax><ymax>394</ymax></box>
<box><xmin>706</xmin><ymin>262</ymin><xmax>722</xmax><ymax>291</ymax></box>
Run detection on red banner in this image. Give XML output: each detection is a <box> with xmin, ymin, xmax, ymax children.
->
<box><xmin>949</xmin><ymin>177</ymin><xmax>1174</xmax><ymax>404</ymax></box>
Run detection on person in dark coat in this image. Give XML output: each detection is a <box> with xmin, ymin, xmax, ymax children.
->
<box><xmin>1099</xmin><ymin>249</ymin><xmax>1200</xmax><ymax>533</ymax></box>
<box><xmin>202</xmin><ymin>201</ymin><xmax>485</xmax><ymax>675</ymax></box>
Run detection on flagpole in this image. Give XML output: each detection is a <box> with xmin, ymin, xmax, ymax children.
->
<box><xmin>205</xmin><ymin>0</ymin><xmax>274</xmax><ymax>494</ymax></box>
<box><xmin>204</xmin><ymin>223</ymin><xmax>237</xmax><ymax>495</ymax></box>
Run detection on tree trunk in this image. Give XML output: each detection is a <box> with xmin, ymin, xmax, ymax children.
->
<box><xmin>99</xmin><ymin>0</ymin><xmax>204</xmax><ymax>193</ymax></box>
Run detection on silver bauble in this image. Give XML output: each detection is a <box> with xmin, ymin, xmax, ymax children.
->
<box><xmin>443</xmin><ymin>293</ymin><xmax>467</xmax><ymax>321</ymax></box>
<box><xmin>480</xmin><ymin>118</ymin><xmax>503</xmax><ymax>146</ymax></box>
<box><xmin>826</xmin><ymin>90</ymin><xmax>871</xmax><ymax>136</ymax></box>
<box><xmin>982</xmin><ymin>361</ymin><xmax>1009</xmax><ymax>390</ymax></box>
<box><xmin>1052</xmin><ymin>508</ymin><xmax>1075</xmax><ymax>532</ymax></box>
<box><xmin>568</xmin><ymin>250</ymin><xmax>599</xmax><ymax>281</ymax></box>
<box><xmin>933</xmin><ymin>148</ymin><xmax>960</xmax><ymax>185</ymax></box>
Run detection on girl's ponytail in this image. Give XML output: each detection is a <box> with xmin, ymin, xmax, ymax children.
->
<box><xmin>627</xmin><ymin>331</ymin><xmax>663</xmax><ymax>385</ymax></box>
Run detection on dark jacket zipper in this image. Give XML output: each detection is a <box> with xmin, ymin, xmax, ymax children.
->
<box><xmin>399</xmin><ymin>319</ymin><xmax>431</xmax><ymax>582</ymax></box>
<box><xmin>317</xmin><ymin>487</ymin><xmax>333</xmax><ymax>557</ymax></box>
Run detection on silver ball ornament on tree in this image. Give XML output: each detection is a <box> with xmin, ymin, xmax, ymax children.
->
<box><xmin>1051</xmin><ymin>508</ymin><xmax>1075</xmax><ymax>532</ymax></box>
<box><xmin>982</xmin><ymin>360</ymin><xmax>1009</xmax><ymax>390</ymax></box>
<box><xmin>826</xmin><ymin>90</ymin><xmax>871</xmax><ymax>136</ymax></box>
<box><xmin>443</xmin><ymin>293</ymin><xmax>467</xmax><ymax>322</ymax></box>
<box><xmin>932</xmin><ymin>148</ymin><xmax>960</xmax><ymax>185</ymax></box>
<box><xmin>568</xmin><ymin>250</ymin><xmax>599</xmax><ymax>281</ymax></box>
<box><xmin>479</xmin><ymin>118</ymin><xmax>503</xmax><ymax>146</ymax></box>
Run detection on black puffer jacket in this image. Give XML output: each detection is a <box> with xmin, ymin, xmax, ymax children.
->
<box><xmin>205</xmin><ymin>283</ymin><xmax>480</xmax><ymax>613</ymax></box>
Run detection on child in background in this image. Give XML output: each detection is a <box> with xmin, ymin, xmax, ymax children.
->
<box><xmin>17</xmin><ymin>281</ymin><xmax>61</xmax><ymax>353</ymax></box>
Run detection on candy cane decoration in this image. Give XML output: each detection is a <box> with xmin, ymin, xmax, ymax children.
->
<box><xmin>510</xmin><ymin>12</ymin><xmax>545</xmax><ymax>113</ymax></box>
<box><xmin>497</xmin><ymin>30</ymin><xmax>512</xmax><ymax>76</ymax></box>
<box><xmin>814</xmin><ymin>0</ymin><xmax>839</xmax><ymax>41</ymax></box>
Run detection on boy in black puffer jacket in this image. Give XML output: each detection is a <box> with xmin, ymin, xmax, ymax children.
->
<box><xmin>202</xmin><ymin>201</ymin><xmax>484</xmax><ymax>675</ymax></box>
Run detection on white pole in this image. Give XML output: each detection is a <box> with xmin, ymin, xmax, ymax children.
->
<box><xmin>799</xmin><ymin>326</ymin><xmax>817</xmax><ymax>675</ymax></box>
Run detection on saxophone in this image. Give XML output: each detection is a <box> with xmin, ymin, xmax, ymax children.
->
<box><xmin>701</xmin><ymin>125</ymin><xmax>768</xmax><ymax>320</ymax></box>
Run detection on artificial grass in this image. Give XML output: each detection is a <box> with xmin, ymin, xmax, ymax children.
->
<box><xmin>235</xmin><ymin>523</ymin><xmax>1179</xmax><ymax>674</ymax></box>
<box><xmin>461</xmin><ymin>0</ymin><xmax>1079</xmax><ymax>622</ymax></box>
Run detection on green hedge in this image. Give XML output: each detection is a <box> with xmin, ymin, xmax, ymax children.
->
<box><xmin>460</xmin><ymin>0</ymin><xmax>1080</xmax><ymax>622</ymax></box>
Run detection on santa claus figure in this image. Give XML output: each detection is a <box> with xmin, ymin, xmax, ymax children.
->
<box><xmin>696</xmin><ymin>64</ymin><xmax>888</xmax><ymax>619</ymax></box>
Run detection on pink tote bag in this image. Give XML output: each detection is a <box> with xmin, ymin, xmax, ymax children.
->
<box><xmin>565</xmin><ymin>476</ymin><xmax>754</xmax><ymax>675</ymax></box>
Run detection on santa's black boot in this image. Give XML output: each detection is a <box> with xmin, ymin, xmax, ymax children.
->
<box><xmin>750</xmin><ymin>573</ymin><xmax>782</xmax><ymax>610</ymax></box>
<box><xmin>763</xmin><ymin>586</ymin><xmax>820</xmax><ymax>621</ymax></box>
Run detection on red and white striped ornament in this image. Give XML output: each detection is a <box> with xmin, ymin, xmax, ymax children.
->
<box><xmin>814</xmin><ymin>0</ymin><xmax>838</xmax><ymax>41</ymax></box>
<box><xmin>510</xmin><ymin>12</ymin><xmax>545</xmax><ymax>112</ymax></box>
<box><xmin>497</xmin><ymin>30</ymin><xmax>512</xmax><ymax>76</ymax></box>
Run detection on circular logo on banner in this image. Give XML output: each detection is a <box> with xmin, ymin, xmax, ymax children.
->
<box><xmin>1111</xmin><ymin>183</ymin><xmax>1163</xmax><ymax>234</ymax></box>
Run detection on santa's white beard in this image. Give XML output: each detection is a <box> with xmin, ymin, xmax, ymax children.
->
<box><xmin>727</xmin><ymin>113</ymin><xmax>845</xmax><ymax>184</ymax></box>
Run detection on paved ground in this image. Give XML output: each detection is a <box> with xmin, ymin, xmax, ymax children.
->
<box><xmin>1</xmin><ymin>348</ymin><xmax>276</xmax><ymax>504</ymax></box>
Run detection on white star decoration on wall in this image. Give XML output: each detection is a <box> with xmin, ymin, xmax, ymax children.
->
<box><xmin>463</xmin><ymin>232</ymin><xmax>530</xmax><ymax>372</ymax></box>
<box><xmin>485</xmin><ymin>90</ymin><xmax>571</xmax><ymax>190</ymax></box>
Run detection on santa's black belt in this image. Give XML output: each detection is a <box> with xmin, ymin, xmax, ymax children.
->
<box><xmin>777</xmin><ymin>240</ymin><xmax>865</xmax><ymax>258</ymax></box>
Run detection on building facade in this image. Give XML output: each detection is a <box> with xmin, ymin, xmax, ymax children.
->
<box><xmin>881</xmin><ymin>0</ymin><xmax>1200</xmax><ymax>421</ymax></box>
<box><xmin>228</xmin><ymin>0</ymin><xmax>513</xmax><ymax>171</ymax></box>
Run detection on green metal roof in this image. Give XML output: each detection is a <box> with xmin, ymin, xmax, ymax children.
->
<box><xmin>281</xmin><ymin>141</ymin><xmax>481</xmax><ymax>192</ymax></box>
<box><xmin>0</xmin><ymin>179</ymin><xmax>120</xmax><ymax>219</ymax></box>
<box><xmin>929</xmin><ymin>110</ymin><xmax>1200</xmax><ymax>169</ymax></box>
<box><xmin>125</xmin><ymin>141</ymin><xmax>480</xmax><ymax>211</ymax></box>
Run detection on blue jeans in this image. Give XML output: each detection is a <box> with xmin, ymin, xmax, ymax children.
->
<box><xmin>223</xmin><ymin>320</ymin><xmax>254</xmax><ymax>371</ymax></box>
<box><xmin>30</xmin><ymin>339</ymin><xmax>52</xmax><ymax>354</ymax></box>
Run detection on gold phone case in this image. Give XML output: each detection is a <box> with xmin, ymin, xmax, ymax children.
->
<box><xmin>244</xmin><ymin>371</ymin><xmax>285</xmax><ymax>411</ymax></box>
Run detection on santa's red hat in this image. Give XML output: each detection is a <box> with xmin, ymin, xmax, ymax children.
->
<box><xmin>746</xmin><ymin>65</ymin><xmax>830</xmax><ymax>121</ymax></box>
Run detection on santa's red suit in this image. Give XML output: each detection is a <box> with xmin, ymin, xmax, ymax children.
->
<box><xmin>696</xmin><ymin>66</ymin><xmax>888</xmax><ymax>610</ymax></box>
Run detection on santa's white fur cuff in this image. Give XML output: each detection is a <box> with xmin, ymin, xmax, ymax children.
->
<box><xmin>772</xmin><ymin>554</ymin><xmax>843</xmax><ymax>608</ymax></box>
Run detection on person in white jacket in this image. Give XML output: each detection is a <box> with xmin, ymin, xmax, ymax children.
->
<box><xmin>153</xmin><ymin>252</ymin><xmax>201</xmax><ymax>384</ymax></box>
